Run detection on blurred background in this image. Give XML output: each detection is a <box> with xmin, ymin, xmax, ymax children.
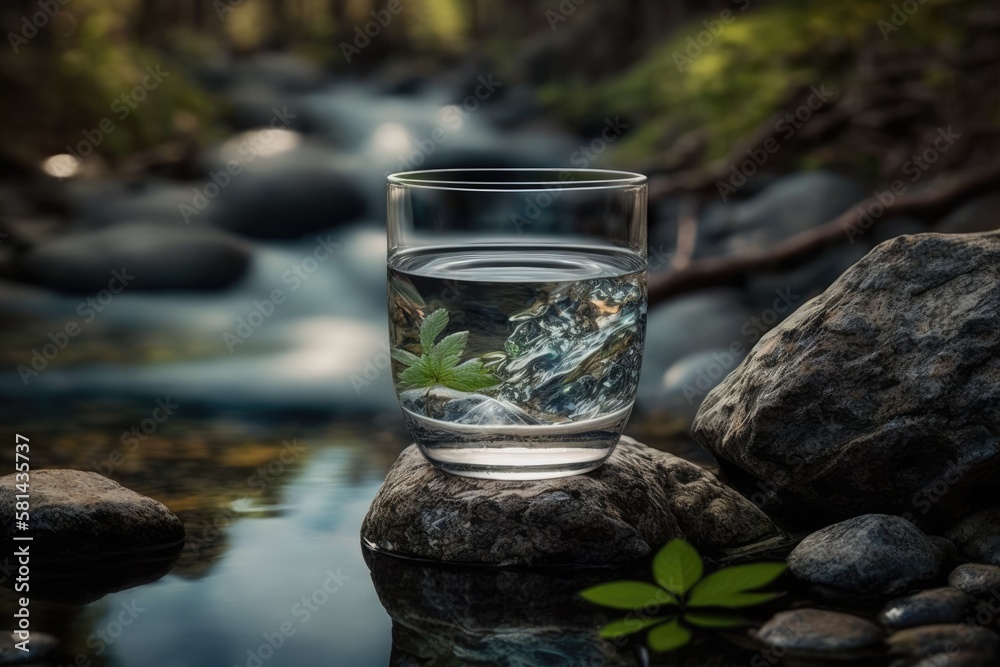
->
<box><xmin>0</xmin><ymin>0</ymin><xmax>998</xmax><ymax>665</ymax></box>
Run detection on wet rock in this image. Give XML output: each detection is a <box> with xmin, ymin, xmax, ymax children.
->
<box><xmin>0</xmin><ymin>631</ymin><xmax>57</xmax><ymax>663</ymax></box>
<box><xmin>694</xmin><ymin>232</ymin><xmax>1000</xmax><ymax>527</ymax></box>
<box><xmin>946</xmin><ymin>507</ymin><xmax>1000</xmax><ymax>565</ymax></box>
<box><xmin>702</xmin><ymin>171</ymin><xmax>865</xmax><ymax>254</ymax></box>
<box><xmin>639</xmin><ymin>289</ymin><xmax>757</xmax><ymax>413</ymax></box>
<box><xmin>788</xmin><ymin>515</ymin><xmax>944</xmax><ymax>597</ymax></box>
<box><xmin>210</xmin><ymin>149</ymin><xmax>366</xmax><ymax>239</ymax></box>
<box><xmin>879</xmin><ymin>588</ymin><xmax>974</xmax><ymax>630</ymax></box>
<box><xmin>888</xmin><ymin>625</ymin><xmax>1000</xmax><ymax>662</ymax></box>
<box><xmin>364</xmin><ymin>548</ymin><xmax>634</xmax><ymax>667</ymax></box>
<box><xmin>0</xmin><ymin>470</ymin><xmax>184</xmax><ymax>604</ymax></box>
<box><xmin>18</xmin><ymin>223</ymin><xmax>251</xmax><ymax>293</ymax></box>
<box><xmin>657</xmin><ymin>349</ymin><xmax>747</xmax><ymax>425</ymax></box>
<box><xmin>948</xmin><ymin>564</ymin><xmax>1000</xmax><ymax>598</ymax></box>
<box><xmin>73</xmin><ymin>182</ymin><xmax>211</xmax><ymax>227</ymax></box>
<box><xmin>362</xmin><ymin>436</ymin><xmax>781</xmax><ymax>567</ymax></box>
<box><xmin>756</xmin><ymin>609</ymin><xmax>883</xmax><ymax>653</ymax></box>
<box><xmin>906</xmin><ymin>653</ymin><xmax>1000</xmax><ymax>667</ymax></box>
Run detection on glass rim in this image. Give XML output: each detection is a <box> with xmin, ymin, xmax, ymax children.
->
<box><xmin>387</xmin><ymin>168</ymin><xmax>647</xmax><ymax>192</ymax></box>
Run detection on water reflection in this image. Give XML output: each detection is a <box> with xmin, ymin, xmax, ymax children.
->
<box><xmin>0</xmin><ymin>415</ymin><xmax>398</xmax><ymax>667</ymax></box>
<box><xmin>365</xmin><ymin>549</ymin><xmax>633</xmax><ymax>667</ymax></box>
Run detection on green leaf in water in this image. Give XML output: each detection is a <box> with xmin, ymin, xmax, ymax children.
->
<box><xmin>598</xmin><ymin>615</ymin><xmax>670</xmax><ymax>639</ymax></box>
<box><xmin>683</xmin><ymin>612</ymin><xmax>750</xmax><ymax>628</ymax></box>
<box><xmin>578</xmin><ymin>581</ymin><xmax>678</xmax><ymax>611</ymax></box>
<box><xmin>687</xmin><ymin>563</ymin><xmax>787</xmax><ymax>609</ymax></box>
<box><xmin>392</xmin><ymin>309</ymin><xmax>497</xmax><ymax>392</ymax></box>
<box><xmin>647</xmin><ymin>618</ymin><xmax>692</xmax><ymax>652</ymax></box>
<box><xmin>653</xmin><ymin>538</ymin><xmax>703</xmax><ymax>598</ymax></box>
<box><xmin>419</xmin><ymin>308</ymin><xmax>449</xmax><ymax>352</ymax></box>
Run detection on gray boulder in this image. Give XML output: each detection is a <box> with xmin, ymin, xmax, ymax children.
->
<box><xmin>946</xmin><ymin>507</ymin><xmax>1000</xmax><ymax>565</ymax></box>
<box><xmin>694</xmin><ymin>232</ymin><xmax>1000</xmax><ymax>527</ymax></box>
<box><xmin>0</xmin><ymin>470</ymin><xmax>184</xmax><ymax>603</ymax></box>
<box><xmin>888</xmin><ymin>625</ymin><xmax>1000</xmax><ymax>663</ymax></box>
<box><xmin>879</xmin><ymin>588</ymin><xmax>974</xmax><ymax>631</ymax></box>
<box><xmin>361</xmin><ymin>436</ymin><xmax>781</xmax><ymax>567</ymax></box>
<box><xmin>18</xmin><ymin>223</ymin><xmax>251</xmax><ymax>293</ymax></box>
<box><xmin>207</xmin><ymin>146</ymin><xmax>366</xmax><ymax>240</ymax></box>
<box><xmin>948</xmin><ymin>563</ymin><xmax>1000</xmax><ymax>598</ymax></box>
<box><xmin>755</xmin><ymin>609</ymin><xmax>883</xmax><ymax>654</ymax></box>
<box><xmin>788</xmin><ymin>514</ymin><xmax>945</xmax><ymax>597</ymax></box>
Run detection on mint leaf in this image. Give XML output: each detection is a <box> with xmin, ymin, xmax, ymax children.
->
<box><xmin>687</xmin><ymin>563</ymin><xmax>786</xmax><ymax>609</ymax></box>
<box><xmin>439</xmin><ymin>359</ymin><xmax>497</xmax><ymax>392</ymax></box>
<box><xmin>683</xmin><ymin>612</ymin><xmax>749</xmax><ymax>628</ymax></box>
<box><xmin>598</xmin><ymin>616</ymin><xmax>670</xmax><ymax>640</ymax></box>
<box><xmin>390</xmin><ymin>348</ymin><xmax>421</xmax><ymax>367</ymax></box>
<box><xmin>398</xmin><ymin>363</ymin><xmax>436</xmax><ymax>390</ymax></box>
<box><xmin>393</xmin><ymin>307</ymin><xmax>497</xmax><ymax>392</ymax></box>
<box><xmin>653</xmin><ymin>539</ymin><xmax>703</xmax><ymax>598</ymax></box>
<box><xmin>647</xmin><ymin>619</ymin><xmax>691</xmax><ymax>652</ymax></box>
<box><xmin>431</xmin><ymin>331</ymin><xmax>468</xmax><ymax>368</ymax></box>
<box><xmin>419</xmin><ymin>309</ymin><xmax>449</xmax><ymax>352</ymax></box>
<box><xmin>579</xmin><ymin>581</ymin><xmax>678</xmax><ymax>611</ymax></box>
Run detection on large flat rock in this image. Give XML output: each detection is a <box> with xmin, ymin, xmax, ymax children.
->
<box><xmin>361</xmin><ymin>436</ymin><xmax>780</xmax><ymax>567</ymax></box>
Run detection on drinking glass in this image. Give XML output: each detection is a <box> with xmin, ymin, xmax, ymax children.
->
<box><xmin>387</xmin><ymin>168</ymin><xmax>647</xmax><ymax>479</ymax></box>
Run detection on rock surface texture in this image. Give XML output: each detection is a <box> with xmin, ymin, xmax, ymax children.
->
<box><xmin>361</xmin><ymin>436</ymin><xmax>781</xmax><ymax>567</ymax></box>
<box><xmin>788</xmin><ymin>514</ymin><xmax>945</xmax><ymax>597</ymax></box>
<box><xmin>755</xmin><ymin>609</ymin><xmax>883</xmax><ymax>653</ymax></box>
<box><xmin>0</xmin><ymin>469</ymin><xmax>184</xmax><ymax>603</ymax></box>
<box><xmin>946</xmin><ymin>506</ymin><xmax>1000</xmax><ymax>565</ymax></box>
<box><xmin>878</xmin><ymin>588</ymin><xmax>974</xmax><ymax>631</ymax></box>
<box><xmin>693</xmin><ymin>232</ymin><xmax>1000</xmax><ymax>527</ymax></box>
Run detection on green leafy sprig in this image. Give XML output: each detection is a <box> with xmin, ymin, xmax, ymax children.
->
<box><xmin>391</xmin><ymin>309</ymin><xmax>497</xmax><ymax>392</ymax></box>
<box><xmin>579</xmin><ymin>539</ymin><xmax>786</xmax><ymax>653</ymax></box>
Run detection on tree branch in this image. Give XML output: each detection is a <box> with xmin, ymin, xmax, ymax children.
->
<box><xmin>648</xmin><ymin>162</ymin><xmax>1000</xmax><ymax>306</ymax></box>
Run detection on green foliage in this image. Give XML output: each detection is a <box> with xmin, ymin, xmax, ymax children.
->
<box><xmin>578</xmin><ymin>581</ymin><xmax>676</xmax><ymax>610</ymax></box>
<box><xmin>392</xmin><ymin>309</ymin><xmax>497</xmax><ymax>392</ymax></box>
<box><xmin>0</xmin><ymin>0</ymin><xmax>218</xmax><ymax>163</ymax></box>
<box><xmin>579</xmin><ymin>539</ymin><xmax>786</xmax><ymax>654</ymax></box>
<box><xmin>653</xmin><ymin>537</ymin><xmax>703</xmax><ymax>597</ymax></box>
<box><xmin>540</xmin><ymin>0</ymin><xmax>972</xmax><ymax>164</ymax></box>
<box><xmin>687</xmin><ymin>563</ymin><xmax>787</xmax><ymax>609</ymax></box>
<box><xmin>648</xmin><ymin>619</ymin><xmax>692</xmax><ymax>653</ymax></box>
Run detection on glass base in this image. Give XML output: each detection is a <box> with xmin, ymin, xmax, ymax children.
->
<box><xmin>405</xmin><ymin>404</ymin><xmax>631</xmax><ymax>480</ymax></box>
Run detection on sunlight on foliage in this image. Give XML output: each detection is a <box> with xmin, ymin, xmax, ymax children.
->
<box><xmin>579</xmin><ymin>539</ymin><xmax>786</xmax><ymax>653</ymax></box>
<box><xmin>541</xmin><ymin>0</ymin><xmax>971</xmax><ymax>163</ymax></box>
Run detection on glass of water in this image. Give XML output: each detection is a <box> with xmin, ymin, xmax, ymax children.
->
<box><xmin>387</xmin><ymin>169</ymin><xmax>647</xmax><ymax>479</ymax></box>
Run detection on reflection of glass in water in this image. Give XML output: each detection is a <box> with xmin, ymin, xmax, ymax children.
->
<box><xmin>388</xmin><ymin>244</ymin><xmax>646</xmax><ymax>479</ymax></box>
